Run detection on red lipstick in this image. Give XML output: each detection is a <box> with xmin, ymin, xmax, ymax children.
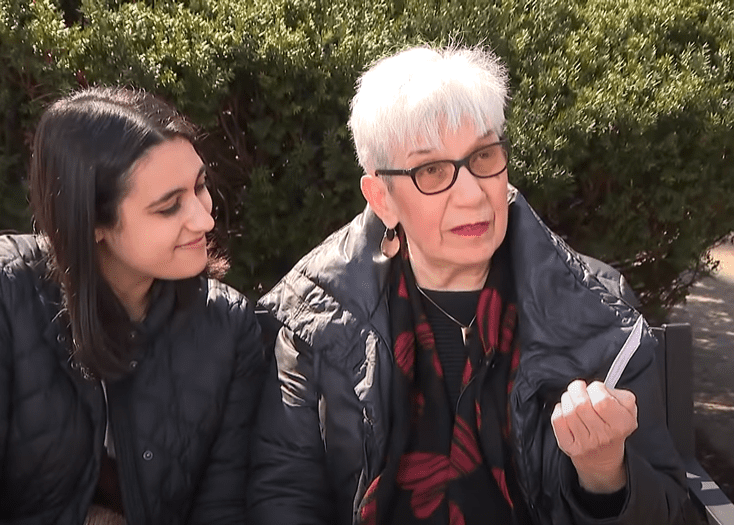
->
<box><xmin>450</xmin><ymin>222</ymin><xmax>490</xmax><ymax>237</ymax></box>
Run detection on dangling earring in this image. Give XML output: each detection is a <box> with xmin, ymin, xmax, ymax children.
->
<box><xmin>381</xmin><ymin>226</ymin><xmax>400</xmax><ymax>258</ymax></box>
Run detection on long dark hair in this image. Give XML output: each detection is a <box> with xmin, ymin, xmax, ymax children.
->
<box><xmin>29</xmin><ymin>86</ymin><xmax>227</xmax><ymax>379</ymax></box>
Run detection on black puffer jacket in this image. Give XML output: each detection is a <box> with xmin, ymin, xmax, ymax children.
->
<box><xmin>0</xmin><ymin>234</ymin><xmax>267</xmax><ymax>524</ymax></box>
<box><xmin>249</xmin><ymin>188</ymin><xmax>690</xmax><ymax>525</ymax></box>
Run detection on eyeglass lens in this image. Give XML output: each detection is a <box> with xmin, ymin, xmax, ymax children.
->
<box><xmin>415</xmin><ymin>143</ymin><xmax>507</xmax><ymax>194</ymax></box>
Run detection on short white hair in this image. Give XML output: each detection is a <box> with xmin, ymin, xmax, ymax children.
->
<box><xmin>348</xmin><ymin>44</ymin><xmax>509</xmax><ymax>173</ymax></box>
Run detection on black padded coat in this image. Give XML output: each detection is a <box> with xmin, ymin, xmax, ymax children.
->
<box><xmin>0</xmin><ymin>234</ymin><xmax>267</xmax><ymax>524</ymax></box>
<box><xmin>248</xmin><ymin>188</ymin><xmax>690</xmax><ymax>525</ymax></box>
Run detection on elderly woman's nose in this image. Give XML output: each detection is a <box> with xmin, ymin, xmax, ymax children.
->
<box><xmin>452</xmin><ymin>166</ymin><xmax>484</xmax><ymax>198</ymax></box>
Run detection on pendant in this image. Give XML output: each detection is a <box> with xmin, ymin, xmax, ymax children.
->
<box><xmin>461</xmin><ymin>325</ymin><xmax>472</xmax><ymax>346</ymax></box>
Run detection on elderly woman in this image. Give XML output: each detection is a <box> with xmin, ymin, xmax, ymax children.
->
<box><xmin>248</xmin><ymin>45</ymin><xmax>690</xmax><ymax>524</ymax></box>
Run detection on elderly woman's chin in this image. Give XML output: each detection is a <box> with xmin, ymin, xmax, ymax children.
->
<box><xmin>404</xmin><ymin>216</ymin><xmax>508</xmax><ymax>291</ymax></box>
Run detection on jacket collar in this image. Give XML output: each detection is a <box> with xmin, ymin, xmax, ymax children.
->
<box><xmin>507</xmin><ymin>188</ymin><xmax>642</xmax><ymax>402</ymax></box>
<box><xmin>259</xmin><ymin>189</ymin><xmax>520</xmax><ymax>345</ymax></box>
<box><xmin>260</xmin><ymin>186</ymin><xmax>642</xmax><ymax>396</ymax></box>
<box><xmin>259</xmin><ymin>205</ymin><xmax>393</xmax><ymax>351</ymax></box>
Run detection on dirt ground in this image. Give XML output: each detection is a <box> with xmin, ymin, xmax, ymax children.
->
<box><xmin>668</xmin><ymin>239</ymin><xmax>734</xmax><ymax>501</ymax></box>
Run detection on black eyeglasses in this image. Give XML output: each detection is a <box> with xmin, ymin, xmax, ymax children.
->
<box><xmin>375</xmin><ymin>139</ymin><xmax>510</xmax><ymax>195</ymax></box>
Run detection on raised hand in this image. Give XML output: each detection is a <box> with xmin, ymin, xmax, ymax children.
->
<box><xmin>551</xmin><ymin>379</ymin><xmax>638</xmax><ymax>493</ymax></box>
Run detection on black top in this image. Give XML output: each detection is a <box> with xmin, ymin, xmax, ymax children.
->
<box><xmin>419</xmin><ymin>288</ymin><xmax>480</xmax><ymax>412</ymax></box>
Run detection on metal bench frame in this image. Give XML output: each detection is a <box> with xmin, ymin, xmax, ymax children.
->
<box><xmin>652</xmin><ymin>324</ymin><xmax>734</xmax><ymax>525</ymax></box>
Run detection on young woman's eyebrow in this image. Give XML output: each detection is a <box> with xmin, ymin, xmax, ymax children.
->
<box><xmin>145</xmin><ymin>165</ymin><xmax>206</xmax><ymax>210</ymax></box>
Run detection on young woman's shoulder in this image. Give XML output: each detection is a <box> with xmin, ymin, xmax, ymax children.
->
<box><xmin>0</xmin><ymin>235</ymin><xmax>60</xmax><ymax>371</ymax></box>
<box><xmin>0</xmin><ymin>234</ymin><xmax>46</xmax><ymax>269</ymax></box>
<box><xmin>201</xmin><ymin>277</ymin><xmax>266</xmax><ymax>366</ymax></box>
<box><xmin>202</xmin><ymin>278</ymin><xmax>261</xmax><ymax>331</ymax></box>
<box><xmin>204</xmin><ymin>278</ymin><xmax>250</xmax><ymax>308</ymax></box>
<box><xmin>0</xmin><ymin>234</ymin><xmax>54</xmax><ymax>305</ymax></box>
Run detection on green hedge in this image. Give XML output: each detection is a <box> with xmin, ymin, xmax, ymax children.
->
<box><xmin>1</xmin><ymin>0</ymin><xmax>732</xmax><ymax>321</ymax></box>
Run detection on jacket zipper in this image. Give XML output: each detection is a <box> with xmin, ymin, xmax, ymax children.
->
<box><xmin>100</xmin><ymin>380</ymin><xmax>115</xmax><ymax>458</ymax></box>
<box><xmin>362</xmin><ymin>407</ymin><xmax>376</xmax><ymax>482</ymax></box>
<box><xmin>108</xmin><ymin>382</ymin><xmax>149</xmax><ymax>524</ymax></box>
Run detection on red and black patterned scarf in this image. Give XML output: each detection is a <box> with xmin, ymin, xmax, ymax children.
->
<box><xmin>358</xmin><ymin>230</ymin><xmax>528</xmax><ymax>525</ymax></box>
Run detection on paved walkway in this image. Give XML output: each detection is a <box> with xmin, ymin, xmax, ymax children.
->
<box><xmin>668</xmin><ymin>238</ymin><xmax>734</xmax><ymax>499</ymax></box>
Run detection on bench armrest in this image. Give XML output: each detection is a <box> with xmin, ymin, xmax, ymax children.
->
<box><xmin>653</xmin><ymin>324</ymin><xmax>734</xmax><ymax>524</ymax></box>
<box><xmin>686</xmin><ymin>458</ymin><xmax>734</xmax><ymax>525</ymax></box>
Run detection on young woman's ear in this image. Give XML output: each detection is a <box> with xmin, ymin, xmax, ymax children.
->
<box><xmin>360</xmin><ymin>174</ymin><xmax>398</xmax><ymax>228</ymax></box>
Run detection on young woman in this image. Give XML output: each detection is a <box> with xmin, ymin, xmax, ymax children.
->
<box><xmin>0</xmin><ymin>87</ymin><xmax>267</xmax><ymax>524</ymax></box>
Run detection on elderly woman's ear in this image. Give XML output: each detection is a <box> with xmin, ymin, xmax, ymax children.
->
<box><xmin>361</xmin><ymin>173</ymin><xmax>399</xmax><ymax>229</ymax></box>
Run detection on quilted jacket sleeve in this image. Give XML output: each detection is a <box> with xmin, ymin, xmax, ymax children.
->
<box><xmin>248</xmin><ymin>326</ymin><xmax>335</xmax><ymax>525</ymax></box>
<box><xmin>186</xmin><ymin>297</ymin><xmax>269</xmax><ymax>524</ymax></box>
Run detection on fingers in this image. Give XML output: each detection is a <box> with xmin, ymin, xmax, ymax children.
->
<box><xmin>551</xmin><ymin>402</ymin><xmax>573</xmax><ymax>450</ymax></box>
<box><xmin>551</xmin><ymin>379</ymin><xmax>638</xmax><ymax>458</ymax></box>
<box><xmin>563</xmin><ymin>381</ymin><xmax>593</xmax><ymax>445</ymax></box>
<box><xmin>605</xmin><ymin>385</ymin><xmax>638</xmax><ymax>417</ymax></box>
<box><xmin>553</xmin><ymin>380</ymin><xmax>601</xmax><ymax>456</ymax></box>
<box><xmin>552</xmin><ymin>379</ymin><xmax>638</xmax><ymax>493</ymax></box>
<box><xmin>588</xmin><ymin>382</ymin><xmax>638</xmax><ymax>432</ymax></box>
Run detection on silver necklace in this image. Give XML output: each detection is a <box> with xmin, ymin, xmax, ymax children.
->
<box><xmin>416</xmin><ymin>286</ymin><xmax>477</xmax><ymax>346</ymax></box>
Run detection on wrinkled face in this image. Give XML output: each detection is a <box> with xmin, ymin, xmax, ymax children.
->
<box><xmin>375</xmin><ymin>122</ymin><xmax>509</xmax><ymax>288</ymax></box>
<box><xmin>96</xmin><ymin>138</ymin><xmax>214</xmax><ymax>291</ymax></box>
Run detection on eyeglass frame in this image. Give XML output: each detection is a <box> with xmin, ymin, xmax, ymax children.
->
<box><xmin>374</xmin><ymin>138</ymin><xmax>510</xmax><ymax>195</ymax></box>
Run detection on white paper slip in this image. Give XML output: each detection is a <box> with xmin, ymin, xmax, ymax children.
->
<box><xmin>604</xmin><ymin>315</ymin><xmax>645</xmax><ymax>389</ymax></box>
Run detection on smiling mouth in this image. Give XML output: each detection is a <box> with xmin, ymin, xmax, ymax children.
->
<box><xmin>450</xmin><ymin>222</ymin><xmax>490</xmax><ymax>236</ymax></box>
<box><xmin>177</xmin><ymin>236</ymin><xmax>206</xmax><ymax>249</ymax></box>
